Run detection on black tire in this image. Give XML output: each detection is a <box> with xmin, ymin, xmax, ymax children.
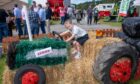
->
<box><xmin>7</xmin><ymin>41</ymin><xmax>19</xmax><ymax>69</ymax></box>
<box><xmin>93</xmin><ymin>42</ymin><xmax>138</xmax><ymax>84</ymax></box>
<box><xmin>14</xmin><ymin>64</ymin><xmax>46</xmax><ymax>84</ymax></box>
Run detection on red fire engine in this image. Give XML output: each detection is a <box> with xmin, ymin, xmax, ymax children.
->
<box><xmin>48</xmin><ymin>0</ymin><xmax>64</xmax><ymax>19</ymax></box>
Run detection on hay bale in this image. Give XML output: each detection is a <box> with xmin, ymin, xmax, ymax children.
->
<box><xmin>2</xmin><ymin>31</ymin><xmax>122</xmax><ymax>84</ymax></box>
<box><xmin>2</xmin><ymin>65</ymin><xmax>65</xmax><ymax>84</ymax></box>
<box><xmin>2</xmin><ymin>67</ymin><xmax>15</xmax><ymax>84</ymax></box>
<box><xmin>2</xmin><ymin>37</ymin><xmax>19</xmax><ymax>53</ymax></box>
<box><xmin>63</xmin><ymin>37</ymin><xmax>122</xmax><ymax>84</ymax></box>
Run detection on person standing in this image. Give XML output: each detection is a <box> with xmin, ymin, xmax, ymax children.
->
<box><xmin>87</xmin><ymin>5</ymin><xmax>93</xmax><ymax>25</ymax></box>
<box><xmin>29</xmin><ymin>6</ymin><xmax>39</xmax><ymax>36</ymax></box>
<box><xmin>14</xmin><ymin>4</ymin><xmax>23</xmax><ymax>38</ymax></box>
<box><xmin>76</xmin><ymin>10</ymin><xmax>81</xmax><ymax>23</ymax></box>
<box><xmin>7</xmin><ymin>10</ymin><xmax>14</xmax><ymax>36</ymax></box>
<box><xmin>0</xmin><ymin>9</ymin><xmax>9</xmax><ymax>42</ymax></box>
<box><xmin>32</xmin><ymin>1</ymin><xmax>38</xmax><ymax>12</ymax></box>
<box><xmin>93</xmin><ymin>8</ymin><xmax>99</xmax><ymax>24</ymax></box>
<box><xmin>45</xmin><ymin>2</ymin><xmax>52</xmax><ymax>33</ymax></box>
<box><xmin>21</xmin><ymin>6</ymin><xmax>28</xmax><ymax>37</ymax></box>
<box><xmin>67</xmin><ymin>6</ymin><xmax>73</xmax><ymax>19</ymax></box>
<box><xmin>60</xmin><ymin>7</ymin><xmax>65</xmax><ymax>25</ymax></box>
<box><xmin>38</xmin><ymin>4</ymin><xmax>46</xmax><ymax>34</ymax></box>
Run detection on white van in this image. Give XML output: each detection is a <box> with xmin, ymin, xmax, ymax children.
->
<box><xmin>94</xmin><ymin>3</ymin><xmax>115</xmax><ymax>11</ymax></box>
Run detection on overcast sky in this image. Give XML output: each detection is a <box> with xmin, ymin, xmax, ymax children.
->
<box><xmin>71</xmin><ymin>0</ymin><xmax>92</xmax><ymax>4</ymax></box>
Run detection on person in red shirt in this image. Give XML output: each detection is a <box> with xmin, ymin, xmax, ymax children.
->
<box><xmin>133</xmin><ymin>8</ymin><xmax>138</xmax><ymax>17</ymax></box>
<box><xmin>60</xmin><ymin>7</ymin><xmax>65</xmax><ymax>24</ymax></box>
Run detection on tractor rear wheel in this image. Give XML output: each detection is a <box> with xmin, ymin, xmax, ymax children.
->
<box><xmin>93</xmin><ymin>42</ymin><xmax>138</xmax><ymax>84</ymax></box>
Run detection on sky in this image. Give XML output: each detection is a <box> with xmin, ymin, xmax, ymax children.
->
<box><xmin>71</xmin><ymin>0</ymin><xmax>92</xmax><ymax>4</ymax></box>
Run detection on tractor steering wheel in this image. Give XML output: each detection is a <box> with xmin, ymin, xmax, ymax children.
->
<box><xmin>52</xmin><ymin>31</ymin><xmax>63</xmax><ymax>40</ymax></box>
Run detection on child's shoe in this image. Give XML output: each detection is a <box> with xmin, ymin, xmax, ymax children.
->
<box><xmin>74</xmin><ymin>52</ymin><xmax>81</xmax><ymax>59</ymax></box>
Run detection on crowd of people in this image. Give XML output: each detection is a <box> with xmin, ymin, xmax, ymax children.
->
<box><xmin>0</xmin><ymin>1</ymin><xmax>99</xmax><ymax>43</ymax></box>
<box><xmin>0</xmin><ymin>1</ymin><xmax>53</xmax><ymax>42</ymax></box>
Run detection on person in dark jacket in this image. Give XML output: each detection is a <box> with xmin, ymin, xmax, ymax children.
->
<box><xmin>87</xmin><ymin>5</ymin><xmax>93</xmax><ymax>25</ymax></box>
<box><xmin>7</xmin><ymin>10</ymin><xmax>14</xmax><ymax>36</ymax></box>
<box><xmin>46</xmin><ymin>2</ymin><xmax>52</xmax><ymax>33</ymax></box>
<box><xmin>93</xmin><ymin>8</ymin><xmax>99</xmax><ymax>24</ymax></box>
<box><xmin>0</xmin><ymin>9</ymin><xmax>9</xmax><ymax>42</ymax></box>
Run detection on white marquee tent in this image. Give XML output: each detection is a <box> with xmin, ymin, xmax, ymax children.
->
<box><xmin>134</xmin><ymin>0</ymin><xmax>140</xmax><ymax>16</ymax></box>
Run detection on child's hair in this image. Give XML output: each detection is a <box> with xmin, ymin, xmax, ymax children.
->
<box><xmin>64</xmin><ymin>19</ymin><xmax>72</xmax><ymax>24</ymax></box>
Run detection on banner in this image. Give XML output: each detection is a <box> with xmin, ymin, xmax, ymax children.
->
<box><xmin>119</xmin><ymin>0</ymin><xmax>131</xmax><ymax>16</ymax></box>
<box><xmin>28</xmin><ymin>0</ymin><xmax>32</xmax><ymax>5</ymax></box>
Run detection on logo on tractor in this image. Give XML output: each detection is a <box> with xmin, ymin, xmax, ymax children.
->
<box><xmin>35</xmin><ymin>47</ymin><xmax>53</xmax><ymax>57</ymax></box>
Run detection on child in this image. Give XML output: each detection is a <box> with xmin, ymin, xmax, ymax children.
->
<box><xmin>60</xmin><ymin>19</ymin><xmax>89</xmax><ymax>59</ymax></box>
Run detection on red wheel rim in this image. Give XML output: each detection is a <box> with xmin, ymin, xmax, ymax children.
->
<box><xmin>110</xmin><ymin>58</ymin><xmax>132</xmax><ymax>83</ymax></box>
<box><xmin>22</xmin><ymin>71</ymin><xmax>39</xmax><ymax>84</ymax></box>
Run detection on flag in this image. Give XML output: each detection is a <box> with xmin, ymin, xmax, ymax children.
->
<box><xmin>119</xmin><ymin>0</ymin><xmax>131</xmax><ymax>16</ymax></box>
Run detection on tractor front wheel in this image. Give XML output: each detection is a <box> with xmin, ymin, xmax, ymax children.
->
<box><xmin>14</xmin><ymin>64</ymin><xmax>46</xmax><ymax>84</ymax></box>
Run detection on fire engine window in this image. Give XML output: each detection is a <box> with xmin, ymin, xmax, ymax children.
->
<box><xmin>103</xmin><ymin>6</ymin><xmax>106</xmax><ymax>9</ymax></box>
<box><xmin>107</xmin><ymin>5</ymin><xmax>112</xmax><ymax>8</ymax></box>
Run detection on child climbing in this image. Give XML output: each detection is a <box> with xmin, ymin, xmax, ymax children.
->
<box><xmin>60</xmin><ymin>19</ymin><xmax>89</xmax><ymax>59</ymax></box>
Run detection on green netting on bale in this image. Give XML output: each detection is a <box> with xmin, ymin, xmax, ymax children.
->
<box><xmin>15</xmin><ymin>38</ymin><xmax>70</xmax><ymax>68</ymax></box>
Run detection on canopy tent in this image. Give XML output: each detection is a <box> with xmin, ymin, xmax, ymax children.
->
<box><xmin>134</xmin><ymin>0</ymin><xmax>140</xmax><ymax>6</ymax></box>
<box><xmin>20</xmin><ymin>0</ymin><xmax>47</xmax><ymax>6</ymax></box>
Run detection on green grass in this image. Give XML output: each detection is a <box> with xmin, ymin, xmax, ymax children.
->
<box><xmin>99</xmin><ymin>19</ymin><xmax>122</xmax><ymax>27</ymax></box>
<box><xmin>129</xmin><ymin>80</ymin><xmax>140</xmax><ymax>84</ymax></box>
<box><xmin>0</xmin><ymin>55</ymin><xmax>6</xmax><ymax>84</ymax></box>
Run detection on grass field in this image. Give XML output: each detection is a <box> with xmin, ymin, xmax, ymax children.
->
<box><xmin>0</xmin><ymin>55</ymin><xmax>6</xmax><ymax>84</ymax></box>
<box><xmin>99</xmin><ymin>19</ymin><xmax>122</xmax><ymax>27</ymax></box>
